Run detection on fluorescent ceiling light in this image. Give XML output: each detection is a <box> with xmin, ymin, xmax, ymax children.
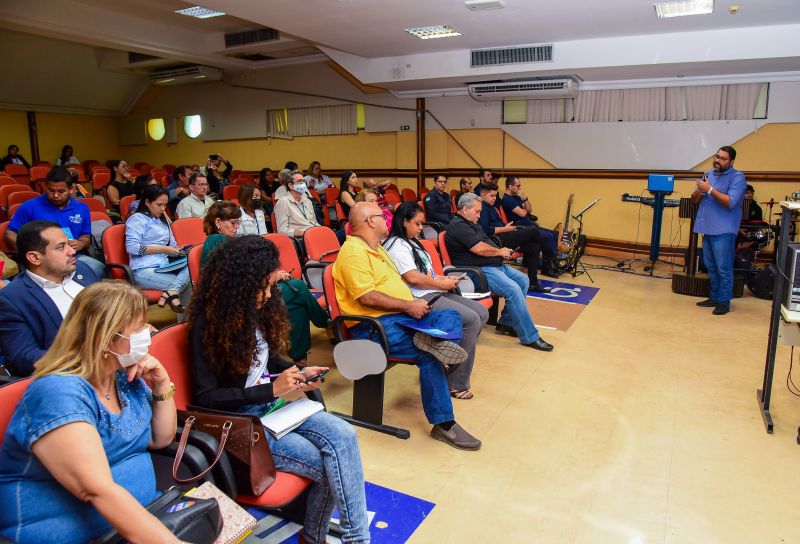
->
<box><xmin>404</xmin><ymin>25</ymin><xmax>462</xmax><ymax>40</ymax></box>
<box><xmin>654</xmin><ymin>0</ymin><xmax>714</xmax><ymax>18</ymax></box>
<box><xmin>175</xmin><ymin>6</ymin><xmax>226</xmax><ymax>19</ymax></box>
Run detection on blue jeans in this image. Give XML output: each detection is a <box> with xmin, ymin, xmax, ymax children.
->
<box><xmin>481</xmin><ymin>264</ymin><xmax>540</xmax><ymax>344</ymax></box>
<box><xmin>350</xmin><ymin>311</ymin><xmax>458</xmax><ymax>425</ymax></box>
<box><xmin>132</xmin><ymin>265</ymin><xmax>191</xmax><ymax>295</ymax></box>
<box><xmin>234</xmin><ymin>408</ymin><xmax>370</xmax><ymax>544</ymax></box>
<box><xmin>702</xmin><ymin>233</ymin><xmax>736</xmax><ymax>306</ymax></box>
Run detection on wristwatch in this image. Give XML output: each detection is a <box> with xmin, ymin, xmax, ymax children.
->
<box><xmin>152</xmin><ymin>382</ymin><xmax>176</xmax><ymax>401</ymax></box>
<box><xmin>707</xmin><ymin>187</ymin><xmax>714</xmax><ymax>196</ymax></box>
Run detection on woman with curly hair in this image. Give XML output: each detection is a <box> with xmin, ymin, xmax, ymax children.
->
<box><xmin>188</xmin><ymin>236</ymin><xmax>370</xmax><ymax>544</ymax></box>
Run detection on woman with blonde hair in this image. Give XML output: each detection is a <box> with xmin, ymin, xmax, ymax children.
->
<box><xmin>0</xmin><ymin>281</ymin><xmax>180</xmax><ymax>544</ymax></box>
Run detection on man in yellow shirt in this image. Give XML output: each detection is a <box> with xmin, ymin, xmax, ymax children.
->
<box><xmin>333</xmin><ymin>202</ymin><xmax>481</xmax><ymax>450</ymax></box>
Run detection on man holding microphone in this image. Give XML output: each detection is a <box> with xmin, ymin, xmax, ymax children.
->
<box><xmin>692</xmin><ymin>146</ymin><xmax>746</xmax><ymax>315</ymax></box>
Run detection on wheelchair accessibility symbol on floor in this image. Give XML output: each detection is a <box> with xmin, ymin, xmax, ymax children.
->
<box><xmin>546</xmin><ymin>287</ymin><xmax>582</xmax><ymax>299</ymax></box>
<box><xmin>529</xmin><ymin>279</ymin><xmax>600</xmax><ymax>306</ymax></box>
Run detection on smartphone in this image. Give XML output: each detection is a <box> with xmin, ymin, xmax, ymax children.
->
<box><xmin>301</xmin><ymin>368</ymin><xmax>330</xmax><ymax>384</ymax></box>
<box><xmin>427</xmin><ymin>293</ymin><xmax>443</xmax><ymax>306</ymax></box>
<box><xmin>209</xmin><ymin>154</ymin><xmax>219</xmax><ymax>160</ymax></box>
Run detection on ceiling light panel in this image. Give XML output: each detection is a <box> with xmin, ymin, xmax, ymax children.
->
<box><xmin>175</xmin><ymin>6</ymin><xmax>226</xmax><ymax>19</ymax></box>
<box><xmin>404</xmin><ymin>25</ymin><xmax>462</xmax><ymax>40</ymax></box>
<box><xmin>653</xmin><ymin>0</ymin><xmax>714</xmax><ymax>18</ymax></box>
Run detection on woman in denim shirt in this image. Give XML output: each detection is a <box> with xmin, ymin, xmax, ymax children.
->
<box><xmin>189</xmin><ymin>236</ymin><xmax>371</xmax><ymax>544</ymax></box>
<box><xmin>125</xmin><ymin>185</ymin><xmax>191</xmax><ymax>312</ymax></box>
<box><xmin>0</xmin><ymin>281</ymin><xmax>179</xmax><ymax>543</ymax></box>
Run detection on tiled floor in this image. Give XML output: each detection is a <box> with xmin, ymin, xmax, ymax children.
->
<box><xmin>308</xmin><ymin>257</ymin><xmax>800</xmax><ymax>543</ymax></box>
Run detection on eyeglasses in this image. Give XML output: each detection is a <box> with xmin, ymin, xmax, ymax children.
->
<box><xmin>226</xmin><ymin>219</ymin><xmax>242</xmax><ymax>226</ymax></box>
<box><xmin>713</xmin><ymin>154</ymin><xmax>731</xmax><ymax>162</ymax></box>
<box><xmin>364</xmin><ymin>214</ymin><xmax>385</xmax><ymax>223</ymax></box>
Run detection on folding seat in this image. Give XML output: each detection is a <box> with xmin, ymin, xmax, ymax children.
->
<box><xmin>7</xmin><ymin>191</ymin><xmax>38</xmax><ymax>209</ymax></box>
<box><xmin>302</xmin><ymin>226</ymin><xmax>340</xmax><ymax>290</ymax></box>
<box><xmin>3</xmin><ymin>164</ymin><xmax>29</xmax><ymax>186</ymax></box>
<box><xmin>171</xmin><ymin>217</ymin><xmax>207</xmax><ymax>247</ymax></box>
<box><xmin>401</xmin><ymin>188</ymin><xmax>417</xmax><ymax>202</ymax></box>
<box><xmin>101</xmin><ymin>224</ymin><xmax>162</xmax><ymax>303</ymax></box>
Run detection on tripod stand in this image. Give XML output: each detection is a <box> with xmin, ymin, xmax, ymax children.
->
<box><xmin>617</xmin><ymin>190</ymin><xmax>675</xmax><ymax>276</ymax></box>
<box><xmin>566</xmin><ymin>198</ymin><xmax>599</xmax><ymax>283</ymax></box>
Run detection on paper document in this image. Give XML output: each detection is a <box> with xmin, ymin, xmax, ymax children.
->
<box><xmin>260</xmin><ymin>397</ymin><xmax>324</xmax><ymax>439</ymax></box>
<box><xmin>461</xmin><ymin>292</ymin><xmax>492</xmax><ymax>299</ymax></box>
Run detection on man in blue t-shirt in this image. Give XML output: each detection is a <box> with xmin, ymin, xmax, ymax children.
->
<box><xmin>692</xmin><ymin>146</ymin><xmax>747</xmax><ymax>316</ymax></box>
<box><xmin>501</xmin><ymin>176</ymin><xmax>559</xmax><ymax>274</ymax></box>
<box><xmin>5</xmin><ymin>167</ymin><xmax>105</xmax><ymax>278</ymax></box>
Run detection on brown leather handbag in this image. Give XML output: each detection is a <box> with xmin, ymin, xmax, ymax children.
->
<box><xmin>173</xmin><ymin>406</ymin><xmax>276</xmax><ymax>496</ymax></box>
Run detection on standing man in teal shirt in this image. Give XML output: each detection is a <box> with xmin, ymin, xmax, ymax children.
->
<box><xmin>691</xmin><ymin>146</ymin><xmax>746</xmax><ymax>315</ymax></box>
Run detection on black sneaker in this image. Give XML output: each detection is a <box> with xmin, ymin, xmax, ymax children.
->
<box><xmin>696</xmin><ymin>298</ymin><xmax>717</xmax><ymax>307</ymax></box>
<box><xmin>495</xmin><ymin>323</ymin><xmax>518</xmax><ymax>337</ymax></box>
<box><xmin>530</xmin><ymin>284</ymin><xmax>551</xmax><ymax>294</ymax></box>
<box><xmin>713</xmin><ymin>304</ymin><xmax>730</xmax><ymax>315</ymax></box>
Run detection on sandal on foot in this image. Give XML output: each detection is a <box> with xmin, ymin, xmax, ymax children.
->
<box><xmin>449</xmin><ymin>388</ymin><xmax>474</xmax><ymax>400</ymax></box>
<box><xmin>164</xmin><ymin>293</ymin><xmax>185</xmax><ymax>313</ymax></box>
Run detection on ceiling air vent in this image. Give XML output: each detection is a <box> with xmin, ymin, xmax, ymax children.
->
<box><xmin>470</xmin><ymin>43</ymin><xmax>553</xmax><ymax>67</ymax></box>
<box><xmin>468</xmin><ymin>78</ymin><xmax>577</xmax><ymax>101</ymax></box>
<box><xmin>224</xmin><ymin>28</ymin><xmax>280</xmax><ymax>48</ymax></box>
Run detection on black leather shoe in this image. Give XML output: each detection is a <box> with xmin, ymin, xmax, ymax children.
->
<box><xmin>696</xmin><ymin>298</ymin><xmax>717</xmax><ymax>307</ymax></box>
<box><xmin>495</xmin><ymin>324</ymin><xmax>518</xmax><ymax>337</ymax></box>
<box><xmin>713</xmin><ymin>304</ymin><xmax>730</xmax><ymax>315</ymax></box>
<box><xmin>530</xmin><ymin>284</ymin><xmax>551</xmax><ymax>294</ymax></box>
<box><xmin>525</xmin><ymin>338</ymin><xmax>554</xmax><ymax>352</ymax></box>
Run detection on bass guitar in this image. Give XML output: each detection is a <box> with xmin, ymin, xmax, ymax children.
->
<box><xmin>554</xmin><ymin>193</ymin><xmax>575</xmax><ymax>253</ymax></box>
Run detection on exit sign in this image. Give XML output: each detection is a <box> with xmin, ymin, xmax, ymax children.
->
<box><xmin>400</xmin><ymin>125</ymin><xmax>410</xmax><ymax>131</ymax></box>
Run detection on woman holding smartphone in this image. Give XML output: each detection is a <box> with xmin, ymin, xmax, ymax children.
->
<box><xmin>384</xmin><ymin>201</ymin><xmax>489</xmax><ymax>399</ymax></box>
<box><xmin>189</xmin><ymin>236</ymin><xmax>370</xmax><ymax>544</ymax></box>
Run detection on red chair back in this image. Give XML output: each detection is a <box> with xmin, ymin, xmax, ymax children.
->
<box><xmin>188</xmin><ymin>245</ymin><xmax>203</xmax><ymax>286</ymax></box>
<box><xmin>498</xmin><ymin>205</ymin><xmax>509</xmax><ymax>224</ymax></box>
<box><xmin>171</xmin><ymin>218</ymin><xmax>207</xmax><ymax>247</ymax></box>
<box><xmin>304</xmin><ymin>226</ymin><xmax>340</xmax><ymax>263</ymax></box>
<box><xmin>91</xmin><ymin>211</ymin><xmax>113</xmax><ymax>223</ymax></box>
<box><xmin>437</xmin><ymin>231</ymin><xmax>453</xmax><ymax>266</ymax></box>
<box><xmin>229</xmin><ymin>170</ymin><xmax>243</xmax><ymax>180</ymax></box>
<box><xmin>7</xmin><ymin>191</ymin><xmax>38</xmax><ymax>208</ymax></box>
<box><xmin>233</xmin><ymin>177</ymin><xmax>251</xmax><ymax>186</ymax></box>
<box><xmin>32</xmin><ymin>161</ymin><xmax>51</xmax><ymax>168</ymax></box>
<box><xmin>401</xmin><ymin>188</ymin><xmax>417</xmax><ymax>202</ymax></box>
<box><xmin>263</xmin><ymin>234</ymin><xmax>302</xmax><ymax>280</ymax></box>
<box><xmin>0</xmin><ymin>175</ymin><xmax>15</xmax><ymax>187</ymax></box>
<box><xmin>160</xmin><ymin>174</ymin><xmax>171</xmax><ymax>188</ymax></box>
<box><xmin>419</xmin><ymin>239</ymin><xmax>446</xmax><ymax>276</ymax></box>
<box><xmin>237</xmin><ymin>172</ymin><xmax>254</xmax><ymax>184</ymax></box>
<box><xmin>161</xmin><ymin>164</ymin><xmax>176</xmax><ymax>174</ymax></box>
<box><xmin>29</xmin><ymin>166</ymin><xmax>49</xmax><ymax>184</ymax></box>
<box><xmin>322</xmin><ymin>266</ymin><xmax>342</xmax><ymax>325</ymax></box>
<box><xmin>325</xmin><ymin>187</ymin><xmax>340</xmax><ymax>203</ymax></box>
<box><xmin>91</xmin><ymin>164</ymin><xmax>109</xmax><ymax>174</ymax></box>
<box><xmin>7</xmin><ymin>203</ymin><xmax>21</xmax><ymax>219</ymax></box>
<box><xmin>140</xmin><ymin>165</ymin><xmax>153</xmax><ymax>175</ymax></box>
<box><xmin>80</xmin><ymin>197</ymin><xmax>108</xmax><ymax>214</ymax></box>
<box><xmin>0</xmin><ymin>221</ymin><xmax>12</xmax><ymax>254</ymax></box>
<box><xmin>126</xmin><ymin>169</ymin><xmax>140</xmax><ymax>179</ymax></box>
<box><xmin>149</xmin><ymin>323</ymin><xmax>193</xmax><ymax>410</ymax></box>
<box><xmin>222</xmin><ymin>185</ymin><xmax>239</xmax><ymax>201</ymax></box>
<box><xmin>0</xmin><ymin>185</ymin><xmax>32</xmax><ymax>208</ymax></box>
<box><xmin>419</xmin><ymin>187</ymin><xmax>429</xmax><ymax>198</ymax></box>
<box><xmin>4</xmin><ymin>164</ymin><xmax>29</xmax><ymax>186</ymax></box>
<box><xmin>93</xmin><ymin>171</ymin><xmax>111</xmax><ymax>190</ymax></box>
<box><xmin>335</xmin><ymin>201</ymin><xmax>346</xmax><ymax>222</ymax></box>
<box><xmin>0</xmin><ymin>379</ymin><xmax>32</xmax><ymax>444</ymax></box>
<box><xmin>384</xmin><ymin>191</ymin><xmax>402</xmax><ymax>207</ymax></box>
<box><xmin>102</xmin><ymin>224</ymin><xmax>161</xmax><ymax>303</ymax></box>
<box><xmin>83</xmin><ymin>160</ymin><xmax>100</xmax><ymax>173</ymax></box>
<box><xmin>120</xmin><ymin>195</ymin><xmax>135</xmax><ymax>220</ymax></box>
<box><xmin>150</xmin><ymin>169</ymin><xmax>165</xmax><ymax>184</ymax></box>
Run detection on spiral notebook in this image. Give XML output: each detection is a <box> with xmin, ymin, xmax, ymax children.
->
<box><xmin>260</xmin><ymin>397</ymin><xmax>324</xmax><ymax>439</ymax></box>
<box><xmin>186</xmin><ymin>482</ymin><xmax>257</xmax><ymax>544</ymax></box>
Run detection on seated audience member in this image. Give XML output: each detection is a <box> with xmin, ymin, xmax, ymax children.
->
<box><xmin>191</xmin><ymin>163</ymin><xmax>201</xmax><ymax>175</ymax></box>
<box><xmin>206</xmin><ymin>153</ymin><xmax>233</xmax><ymax>196</ymax></box>
<box><xmin>175</xmin><ymin>173</ymin><xmax>213</xmax><ymax>219</ymax></box>
<box><xmin>6</xmin><ymin>166</ymin><xmax>105</xmax><ymax>278</ymax></box>
<box><xmin>305</xmin><ymin>161</ymin><xmax>333</xmax><ymax>196</ymax></box>
<box><xmin>355</xmin><ymin>189</ymin><xmax>393</xmax><ymax>228</ymax></box>
<box><xmin>106</xmin><ymin>160</ymin><xmax>135</xmax><ymax>212</ymax></box>
<box><xmin>189</xmin><ymin>236</ymin><xmax>370</xmax><ymax>544</ymax></box>
<box><xmin>165</xmin><ymin>164</ymin><xmax>192</xmax><ymax>210</ymax></box>
<box><xmin>479</xmin><ymin>184</ymin><xmax>554</xmax><ymax>293</ymax></box>
<box><xmin>334</xmin><ymin>202</ymin><xmax>481</xmax><ymax>450</ymax></box>
<box><xmin>129</xmin><ymin>174</ymin><xmax>159</xmax><ymax>216</ymax></box>
<box><xmin>743</xmin><ymin>184</ymin><xmax>763</xmax><ymax>221</ymax></box>
<box><xmin>456</xmin><ymin>177</ymin><xmax>473</xmax><ymax>204</ymax></box>
<box><xmin>1</xmin><ymin>144</ymin><xmax>31</xmax><ymax>169</ymax></box>
<box><xmin>125</xmin><ymin>186</ymin><xmax>191</xmax><ymax>312</ymax></box>
<box><xmin>501</xmin><ymin>176</ymin><xmax>559</xmax><ymax>271</ymax></box>
<box><xmin>446</xmin><ymin>193</ymin><xmax>554</xmax><ymax>352</ymax></box>
<box><xmin>473</xmin><ymin>168</ymin><xmax>495</xmax><ymax>196</ymax></box>
<box><xmin>258</xmin><ymin>167</ymin><xmax>279</xmax><ymax>198</ymax></box>
<box><xmin>273</xmin><ymin>170</ymin><xmax>320</xmax><ymax>239</ymax></box>
<box><xmin>273</xmin><ymin>168</ymin><xmax>292</xmax><ymax>200</ymax></box>
<box><xmin>385</xmin><ymin>202</ymin><xmax>488</xmax><ymax>400</ymax></box>
<box><xmin>337</xmin><ymin>170</ymin><xmax>360</xmax><ymax>220</ymax></box>
<box><xmin>55</xmin><ymin>144</ymin><xmax>80</xmax><ymax>166</ymax></box>
<box><xmin>238</xmin><ymin>184</ymin><xmax>269</xmax><ymax>235</ymax></box>
<box><xmin>284</xmin><ymin>160</ymin><xmax>298</xmax><ymax>171</ymax></box>
<box><xmin>0</xmin><ymin>220</ymin><xmax>100</xmax><ymax>376</ymax></box>
<box><xmin>424</xmin><ymin>174</ymin><xmax>454</xmax><ymax>225</ymax></box>
<box><xmin>0</xmin><ymin>281</ymin><xmax>179</xmax><ymax>543</ymax></box>
<box><xmin>200</xmin><ymin>200</ymin><xmax>241</xmax><ymax>266</ymax></box>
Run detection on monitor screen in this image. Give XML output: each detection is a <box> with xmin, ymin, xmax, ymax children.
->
<box><xmin>648</xmin><ymin>174</ymin><xmax>674</xmax><ymax>193</ymax></box>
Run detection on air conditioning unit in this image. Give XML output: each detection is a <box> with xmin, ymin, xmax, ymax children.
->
<box><xmin>467</xmin><ymin>78</ymin><xmax>578</xmax><ymax>101</ymax></box>
<box><xmin>148</xmin><ymin>65</ymin><xmax>223</xmax><ymax>86</ymax></box>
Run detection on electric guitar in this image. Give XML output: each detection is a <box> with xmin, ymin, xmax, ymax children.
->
<box><xmin>555</xmin><ymin>194</ymin><xmax>575</xmax><ymax>253</ymax></box>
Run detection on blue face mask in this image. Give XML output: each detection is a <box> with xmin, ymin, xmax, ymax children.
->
<box><xmin>292</xmin><ymin>182</ymin><xmax>308</xmax><ymax>193</ymax></box>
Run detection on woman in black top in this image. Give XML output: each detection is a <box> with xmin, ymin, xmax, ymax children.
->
<box><xmin>258</xmin><ymin>167</ymin><xmax>278</xmax><ymax>197</ymax></box>
<box><xmin>106</xmin><ymin>160</ymin><xmax>135</xmax><ymax>211</ymax></box>
<box><xmin>337</xmin><ymin>170</ymin><xmax>359</xmax><ymax>219</ymax></box>
<box><xmin>188</xmin><ymin>236</ymin><xmax>370</xmax><ymax>544</ymax></box>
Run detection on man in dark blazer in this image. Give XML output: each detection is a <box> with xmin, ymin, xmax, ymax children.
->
<box><xmin>0</xmin><ymin>220</ymin><xmax>100</xmax><ymax>376</ymax></box>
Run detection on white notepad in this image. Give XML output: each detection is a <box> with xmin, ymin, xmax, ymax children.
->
<box><xmin>260</xmin><ymin>398</ymin><xmax>324</xmax><ymax>439</ymax></box>
<box><xmin>461</xmin><ymin>291</ymin><xmax>492</xmax><ymax>299</ymax></box>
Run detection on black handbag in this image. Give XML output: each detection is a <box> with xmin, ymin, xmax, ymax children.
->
<box><xmin>91</xmin><ymin>486</ymin><xmax>222</xmax><ymax>544</ymax></box>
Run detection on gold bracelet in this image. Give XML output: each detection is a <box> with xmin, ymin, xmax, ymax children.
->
<box><xmin>152</xmin><ymin>382</ymin><xmax>176</xmax><ymax>401</ymax></box>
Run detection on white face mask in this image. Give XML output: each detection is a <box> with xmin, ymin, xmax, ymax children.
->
<box><xmin>109</xmin><ymin>327</ymin><xmax>151</xmax><ymax>368</ymax></box>
<box><xmin>292</xmin><ymin>182</ymin><xmax>307</xmax><ymax>194</ymax></box>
